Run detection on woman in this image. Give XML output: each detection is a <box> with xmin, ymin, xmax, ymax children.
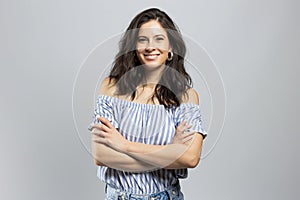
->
<box><xmin>90</xmin><ymin>8</ymin><xmax>207</xmax><ymax>200</ymax></box>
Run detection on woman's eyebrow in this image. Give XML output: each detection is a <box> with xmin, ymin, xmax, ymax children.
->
<box><xmin>138</xmin><ymin>34</ymin><xmax>167</xmax><ymax>38</ymax></box>
<box><xmin>155</xmin><ymin>34</ymin><xmax>166</xmax><ymax>38</ymax></box>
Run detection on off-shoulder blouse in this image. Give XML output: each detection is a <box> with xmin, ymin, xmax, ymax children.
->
<box><xmin>91</xmin><ymin>95</ymin><xmax>207</xmax><ymax>194</ymax></box>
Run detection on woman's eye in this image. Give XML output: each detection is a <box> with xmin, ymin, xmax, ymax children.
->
<box><xmin>137</xmin><ymin>37</ymin><xmax>147</xmax><ymax>42</ymax></box>
<box><xmin>156</xmin><ymin>37</ymin><xmax>164</xmax><ymax>41</ymax></box>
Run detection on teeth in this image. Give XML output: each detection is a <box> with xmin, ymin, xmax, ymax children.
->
<box><xmin>145</xmin><ymin>54</ymin><xmax>158</xmax><ymax>59</ymax></box>
<box><xmin>144</xmin><ymin>54</ymin><xmax>159</xmax><ymax>56</ymax></box>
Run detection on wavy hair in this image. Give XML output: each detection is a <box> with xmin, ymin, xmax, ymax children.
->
<box><xmin>108</xmin><ymin>8</ymin><xmax>192</xmax><ymax>108</ymax></box>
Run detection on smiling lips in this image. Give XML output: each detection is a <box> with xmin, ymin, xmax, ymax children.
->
<box><xmin>144</xmin><ymin>53</ymin><xmax>160</xmax><ymax>60</ymax></box>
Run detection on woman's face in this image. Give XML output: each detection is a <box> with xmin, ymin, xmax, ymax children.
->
<box><xmin>136</xmin><ymin>20</ymin><xmax>171</xmax><ymax>69</ymax></box>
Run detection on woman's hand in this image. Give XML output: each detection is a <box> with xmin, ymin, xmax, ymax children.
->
<box><xmin>172</xmin><ymin>121</ymin><xmax>195</xmax><ymax>145</ymax></box>
<box><xmin>91</xmin><ymin>116</ymin><xmax>128</xmax><ymax>153</ymax></box>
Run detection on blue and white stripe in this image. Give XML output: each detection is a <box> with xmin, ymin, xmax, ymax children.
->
<box><xmin>92</xmin><ymin>95</ymin><xmax>207</xmax><ymax>194</ymax></box>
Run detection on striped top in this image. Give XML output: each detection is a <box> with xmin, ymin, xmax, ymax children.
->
<box><xmin>92</xmin><ymin>95</ymin><xmax>207</xmax><ymax>194</ymax></box>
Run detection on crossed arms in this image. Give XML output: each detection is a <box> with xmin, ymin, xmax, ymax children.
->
<box><xmin>91</xmin><ymin>116</ymin><xmax>204</xmax><ymax>172</ymax></box>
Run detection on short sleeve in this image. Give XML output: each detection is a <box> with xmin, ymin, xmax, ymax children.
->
<box><xmin>88</xmin><ymin>95</ymin><xmax>119</xmax><ymax>130</ymax></box>
<box><xmin>174</xmin><ymin>104</ymin><xmax>207</xmax><ymax>139</ymax></box>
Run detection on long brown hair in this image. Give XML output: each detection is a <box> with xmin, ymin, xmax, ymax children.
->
<box><xmin>109</xmin><ymin>8</ymin><xmax>192</xmax><ymax>108</ymax></box>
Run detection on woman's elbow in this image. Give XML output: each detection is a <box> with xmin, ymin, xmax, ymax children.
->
<box><xmin>185</xmin><ymin>134</ymin><xmax>203</xmax><ymax>168</ymax></box>
<box><xmin>91</xmin><ymin>144</ymin><xmax>106</xmax><ymax>166</ymax></box>
<box><xmin>93</xmin><ymin>158</ymin><xmax>105</xmax><ymax>166</ymax></box>
<box><xmin>187</xmin><ymin>156</ymin><xmax>200</xmax><ymax>168</ymax></box>
<box><xmin>178</xmin><ymin>154</ymin><xmax>200</xmax><ymax>168</ymax></box>
<box><xmin>92</xmin><ymin>148</ymin><xmax>105</xmax><ymax>166</ymax></box>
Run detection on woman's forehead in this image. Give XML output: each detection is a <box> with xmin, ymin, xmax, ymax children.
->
<box><xmin>138</xmin><ymin>20</ymin><xmax>167</xmax><ymax>36</ymax></box>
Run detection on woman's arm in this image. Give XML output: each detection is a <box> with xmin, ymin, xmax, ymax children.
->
<box><xmin>126</xmin><ymin>134</ymin><xmax>203</xmax><ymax>169</ymax></box>
<box><xmin>93</xmin><ymin>117</ymin><xmax>204</xmax><ymax>169</ymax></box>
<box><xmin>91</xmin><ymin>118</ymin><xmax>195</xmax><ymax>171</ymax></box>
<box><xmin>91</xmin><ymin>134</ymin><xmax>159</xmax><ymax>172</ymax></box>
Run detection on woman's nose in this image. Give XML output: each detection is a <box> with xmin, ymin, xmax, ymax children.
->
<box><xmin>145</xmin><ymin>46</ymin><xmax>155</xmax><ymax>52</ymax></box>
<box><xmin>145</xmin><ymin>39</ymin><xmax>156</xmax><ymax>51</ymax></box>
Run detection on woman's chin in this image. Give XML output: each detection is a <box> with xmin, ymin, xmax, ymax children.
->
<box><xmin>142</xmin><ymin>62</ymin><xmax>165</xmax><ymax>70</ymax></box>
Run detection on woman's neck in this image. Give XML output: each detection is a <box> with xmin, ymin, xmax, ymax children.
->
<box><xmin>142</xmin><ymin>65</ymin><xmax>165</xmax><ymax>85</ymax></box>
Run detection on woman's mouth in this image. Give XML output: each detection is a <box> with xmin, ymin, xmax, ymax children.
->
<box><xmin>144</xmin><ymin>53</ymin><xmax>160</xmax><ymax>60</ymax></box>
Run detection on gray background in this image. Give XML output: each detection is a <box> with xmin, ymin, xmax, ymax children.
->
<box><xmin>1</xmin><ymin>0</ymin><xmax>299</xmax><ymax>199</ymax></box>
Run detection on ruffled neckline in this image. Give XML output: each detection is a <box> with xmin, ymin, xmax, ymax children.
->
<box><xmin>98</xmin><ymin>95</ymin><xmax>200</xmax><ymax>108</ymax></box>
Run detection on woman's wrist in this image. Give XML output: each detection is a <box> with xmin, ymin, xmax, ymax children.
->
<box><xmin>120</xmin><ymin>139</ymin><xmax>131</xmax><ymax>154</ymax></box>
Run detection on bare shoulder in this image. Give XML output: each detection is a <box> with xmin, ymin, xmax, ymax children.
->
<box><xmin>181</xmin><ymin>88</ymin><xmax>199</xmax><ymax>104</ymax></box>
<box><xmin>99</xmin><ymin>77</ymin><xmax>117</xmax><ymax>96</ymax></box>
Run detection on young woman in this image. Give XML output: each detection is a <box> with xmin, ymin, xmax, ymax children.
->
<box><xmin>90</xmin><ymin>8</ymin><xmax>207</xmax><ymax>200</ymax></box>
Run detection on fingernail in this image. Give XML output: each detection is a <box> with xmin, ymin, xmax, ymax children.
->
<box><xmin>88</xmin><ymin>124</ymin><xmax>93</xmax><ymax>131</ymax></box>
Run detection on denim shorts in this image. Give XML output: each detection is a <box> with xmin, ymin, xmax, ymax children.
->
<box><xmin>105</xmin><ymin>182</ymin><xmax>184</xmax><ymax>200</ymax></box>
